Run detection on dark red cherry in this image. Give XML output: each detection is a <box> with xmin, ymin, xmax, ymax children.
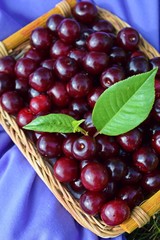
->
<box><xmin>117</xmin><ymin>27</ymin><xmax>140</xmax><ymax>51</ymax></box>
<box><xmin>152</xmin><ymin>130</ymin><xmax>160</xmax><ymax>154</ymax></box>
<box><xmin>54</xmin><ymin>56</ymin><xmax>77</xmax><ymax>81</ymax></box>
<box><xmin>81</xmin><ymin>111</ymin><xmax>97</xmax><ymax>136</ymax></box>
<box><xmin>87</xmin><ymin>87</ymin><xmax>104</xmax><ymax>108</ymax></box>
<box><xmin>0</xmin><ymin>56</ymin><xmax>16</xmax><ymax>76</ymax></box>
<box><xmin>14</xmin><ymin>58</ymin><xmax>37</xmax><ymax>78</ymax></box>
<box><xmin>16</xmin><ymin>107</ymin><xmax>34</xmax><ymax>128</ymax></box>
<box><xmin>109</xmin><ymin>46</ymin><xmax>127</xmax><ymax>65</ymax></box>
<box><xmin>130</xmin><ymin>50</ymin><xmax>148</xmax><ymax>59</ymax></box>
<box><xmin>86</xmin><ymin>32</ymin><xmax>113</xmax><ymax>53</ymax></box>
<box><xmin>75</xmin><ymin>29</ymin><xmax>94</xmax><ymax>49</ymax></box>
<box><xmin>1</xmin><ymin>91</ymin><xmax>24</xmax><ymax>114</ymax></box>
<box><xmin>46</xmin><ymin>14</ymin><xmax>64</xmax><ymax>34</ymax></box>
<box><xmin>155</xmin><ymin>79</ymin><xmax>160</xmax><ymax>99</ymax></box>
<box><xmin>70</xmin><ymin>178</ymin><xmax>85</xmax><ymax>193</ymax></box>
<box><xmin>133</xmin><ymin>146</ymin><xmax>159</xmax><ymax>173</ymax></box>
<box><xmin>141</xmin><ymin>170</ymin><xmax>160</xmax><ymax>193</ymax></box>
<box><xmin>29</xmin><ymin>94</ymin><xmax>51</xmax><ymax>115</ymax></box>
<box><xmin>102</xmin><ymin>181</ymin><xmax>117</xmax><ymax>200</ymax></box>
<box><xmin>68</xmin><ymin>48</ymin><xmax>87</xmax><ymax>65</ymax></box>
<box><xmin>0</xmin><ymin>73</ymin><xmax>15</xmax><ymax>96</ymax></box>
<box><xmin>37</xmin><ymin>133</ymin><xmax>62</xmax><ymax>158</ymax></box>
<box><xmin>72</xmin><ymin>135</ymin><xmax>96</xmax><ymax>160</ymax></box>
<box><xmin>117</xmin><ymin>185</ymin><xmax>144</xmax><ymax>209</ymax></box>
<box><xmin>24</xmin><ymin>48</ymin><xmax>45</xmax><ymax>63</ymax></box>
<box><xmin>40</xmin><ymin>59</ymin><xmax>56</xmax><ymax>72</ymax></box>
<box><xmin>80</xmin><ymin>191</ymin><xmax>105</xmax><ymax>215</ymax></box>
<box><xmin>30</xmin><ymin>27</ymin><xmax>52</xmax><ymax>50</ymax></box>
<box><xmin>66</xmin><ymin>72</ymin><xmax>93</xmax><ymax>98</ymax></box>
<box><xmin>83</xmin><ymin>51</ymin><xmax>109</xmax><ymax>75</ymax></box>
<box><xmin>69</xmin><ymin>98</ymin><xmax>89</xmax><ymax>117</ymax></box>
<box><xmin>72</xmin><ymin>1</ymin><xmax>98</xmax><ymax>24</ymax></box>
<box><xmin>62</xmin><ymin>134</ymin><xmax>78</xmax><ymax>158</ymax></box>
<box><xmin>152</xmin><ymin>98</ymin><xmax>160</xmax><ymax>121</ymax></box>
<box><xmin>127</xmin><ymin>56</ymin><xmax>150</xmax><ymax>76</ymax></box>
<box><xmin>50</xmin><ymin>40</ymin><xmax>72</xmax><ymax>59</ymax></box>
<box><xmin>92</xmin><ymin>19</ymin><xmax>115</xmax><ymax>33</ymax></box>
<box><xmin>122</xmin><ymin>166</ymin><xmax>142</xmax><ymax>185</ymax></box>
<box><xmin>116</xmin><ymin>128</ymin><xmax>142</xmax><ymax>152</ymax></box>
<box><xmin>81</xmin><ymin>162</ymin><xmax>109</xmax><ymax>191</ymax></box>
<box><xmin>15</xmin><ymin>78</ymin><xmax>29</xmax><ymax>94</ymax></box>
<box><xmin>54</xmin><ymin>157</ymin><xmax>79</xmax><ymax>182</ymax></box>
<box><xmin>57</xmin><ymin>18</ymin><xmax>80</xmax><ymax>44</ymax></box>
<box><xmin>101</xmin><ymin>200</ymin><xmax>130</xmax><ymax>226</ymax></box>
<box><xmin>28</xmin><ymin>88</ymin><xmax>41</xmax><ymax>99</ymax></box>
<box><xmin>150</xmin><ymin>57</ymin><xmax>160</xmax><ymax>78</ymax></box>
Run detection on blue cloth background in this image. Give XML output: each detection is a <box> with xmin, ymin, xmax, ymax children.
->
<box><xmin>0</xmin><ymin>0</ymin><xmax>159</xmax><ymax>240</ymax></box>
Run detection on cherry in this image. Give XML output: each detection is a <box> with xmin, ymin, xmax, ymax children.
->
<box><xmin>116</xmin><ymin>128</ymin><xmax>142</xmax><ymax>152</ymax></box>
<box><xmin>141</xmin><ymin>170</ymin><xmax>160</xmax><ymax>194</ymax></box>
<box><xmin>30</xmin><ymin>27</ymin><xmax>52</xmax><ymax>50</ymax></box>
<box><xmin>29</xmin><ymin>94</ymin><xmax>51</xmax><ymax>115</ymax></box>
<box><xmin>15</xmin><ymin>78</ymin><xmax>29</xmax><ymax>94</ymax></box>
<box><xmin>86</xmin><ymin>32</ymin><xmax>113</xmax><ymax>53</ymax></box>
<box><xmin>24</xmin><ymin>48</ymin><xmax>45</xmax><ymax>63</ymax></box>
<box><xmin>69</xmin><ymin>98</ymin><xmax>89</xmax><ymax>117</ymax></box>
<box><xmin>66</xmin><ymin>72</ymin><xmax>93</xmax><ymax>98</ymax></box>
<box><xmin>57</xmin><ymin>18</ymin><xmax>80</xmax><ymax>44</ymax></box>
<box><xmin>102</xmin><ymin>181</ymin><xmax>117</xmax><ymax>200</ymax></box>
<box><xmin>92</xmin><ymin>19</ymin><xmax>115</xmax><ymax>33</ymax></box>
<box><xmin>122</xmin><ymin>166</ymin><xmax>142</xmax><ymax>185</ymax></box>
<box><xmin>150</xmin><ymin>57</ymin><xmax>160</xmax><ymax>78</ymax></box>
<box><xmin>104</xmin><ymin>157</ymin><xmax>127</xmax><ymax>181</ymax></box>
<box><xmin>0</xmin><ymin>56</ymin><xmax>16</xmax><ymax>76</ymax></box>
<box><xmin>100</xmin><ymin>66</ymin><xmax>125</xmax><ymax>89</ymax></box>
<box><xmin>117</xmin><ymin>27</ymin><xmax>140</xmax><ymax>51</ymax></box>
<box><xmin>83</xmin><ymin>51</ymin><xmax>109</xmax><ymax>75</ymax></box>
<box><xmin>75</xmin><ymin>29</ymin><xmax>93</xmax><ymax>49</ymax></box>
<box><xmin>54</xmin><ymin>157</ymin><xmax>79</xmax><ymax>182</ymax></box>
<box><xmin>155</xmin><ymin>79</ymin><xmax>160</xmax><ymax>99</ymax></box>
<box><xmin>109</xmin><ymin>46</ymin><xmax>127</xmax><ymax>65</ymax></box>
<box><xmin>81</xmin><ymin>162</ymin><xmax>109</xmax><ymax>191</ymax></box>
<box><xmin>127</xmin><ymin>56</ymin><xmax>150</xmax><ymax>76</ymax></box>
<box><xmin>47</xmin><ymin>81</ymin><xmax>70</xmax><ymax>107</ymax></box>
<box><xmin>50</xmin><ymin>40</ymin><xmax>72</xmax><ymax>59</ymax></box>
<box><xmin>80</xmin><ymin>191</ymin><xmax>105</xmax><ymax>215</ymax></box>
<box><xmin>68</xmin><ymin>48</ymin><xmax>87</xmax><ymax>65</ymax></box>
<box><xmin>16</xmin><ymin>107</ymin><xmax>34</xmax><ymax>128</ymax></box>
<box><xmin>40</xmin><ymin>59</ymin><xmax>56</xmax><ymax>72</ymax></box>
<box><xmin>28</xmin><ymin>88</ymin><xmax>40</xmax><ymax>99</ymax></box>
<box><xmin>130</xmin><ymin>50</ymin><xmax>148</xmax><ymax>59</ymax></box>
<box><xmin>87</xmin><ymin>87</ymin><xmax>104</xmax><ymax>108</ymax></box>
<box><xmin>1</xmin><ymin>91</ymin><xmax>24</xmax><ymax>114</ymax></box>
<box><xmin>72</xmin><ymin>135</ymin><xmax>96</xmax><ymax>160</ymax></box>
<box><xmin>0</xmin><ymin>73</ymin><xmax>15</xmax><ymax>96</ymax></box>
<box><xmin>152</xmin><ymin>130</ymin><xmax>160</xmax><ymax>154</ymax></box>
<box><xmin>117</xmin><ymin>185</ymin><xmax>144</xmax><ymax>209</ymax></box>
<box><xmin>152</xmin><ymin>98</ymin><xmax>160</xmax><ymax>121</ymax></box>
<box><xmin>62</xmin><ymin>134</ymin><xmax>78</xmax><ymax>158</ymax></box>
<box><xmin>37</xmin><ymin>133</ymin><xmax>62</xmax><ymax>158</ymax></box>
<box><xmin>54</xmin><ymin>56</ymin><xmax>77</xmax><ymax>81</ymax></box>
<box><xmin>81</xmin><ymin>111</ymin><xmax>97</xmax><ymax>136</ymax></box>
<box><xmin>29</xmin><ymin>67</ymin><xmax>53</xmax><ymax>92</ymax></box>
<box><xmin>46</xmin><ymin>14</ymin><xmax>64</xmax><ymax>34</ymax></box>
<box><xmin>72</xmin><ymin>1</ymin><xmax>98</xmax><ymax>25</ymax></box>
<box><xmin>70</xmin><ymin>178</ymin><xmax>85</xmax><ymax>193</ymax></box>
<box><xmin>96</xmin><ymin>135</ymin><xmax>119</xmax><ymax>159</ymax></box>
<box><xmin>101</xmin><ymin>200</ymin><xmax>130</xmax><ymax>226</ymax></box>
<box><xmin>133</xmin><ymin>146</ymin><xmax>159</xmax><ymax>173</ymax></box>
<box><xmin>14</xmin><ymin>58</ymin><xmax>37</xmax><ymax>78</ymax></box>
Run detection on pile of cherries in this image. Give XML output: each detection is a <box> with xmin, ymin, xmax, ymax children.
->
<box><xmin>0</xmin><ymin>1</ymin><xmax>160</xmax><ymax>226</ymax></box>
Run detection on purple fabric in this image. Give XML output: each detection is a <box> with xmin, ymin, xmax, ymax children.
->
<box><xmin>0</xmin><ymin>0</ymin><xmax>159</xmax><ymax>239</ymax></box>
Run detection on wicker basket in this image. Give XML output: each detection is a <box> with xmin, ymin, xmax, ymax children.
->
<box><xmin>0</xmin><ymin>0</ymin><xmax>160</xmax><ymax>238</ymax></box>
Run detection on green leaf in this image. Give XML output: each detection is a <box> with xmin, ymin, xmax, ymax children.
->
<box><xmin>72</xmin><ymin>119</ymin><xmax>85</xmax><ymax>132</ymax></box>
<box><xmin>23</xmin><ymin>113</ymin><xmax>76</xmax><ymax>133</ymax></box>
<box><xmin>92</xmin><ymin>68</ymin><xmax>158</xmax><ymax>136</ymax></box>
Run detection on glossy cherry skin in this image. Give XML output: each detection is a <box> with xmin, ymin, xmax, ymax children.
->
<box><xmin>40</xmin><ymin>59</ymin><xmax>56</xmax><ymax>72</ymax></box>
<box><xmin>81</xmin><ymin>162</ymin><xmax>109</xmax><ymax>191</ymax></box>
<box><xmin>122</xmin><ymin>166</ymin><xmax>142</xmax><ymax>185</ymax></box>
<box><xmin>117</xmin><ymin>27</ymin><xmax>140</xmax><ymax>51</ymax></box>
<box><xmin>87</xmin><ymin>87</ymin><xmax>104</xmax><ymax>108</ymax></box>
<box><xmin>50</xmin><ymin>40</ymin><xmax>72</xmax><ymax>59</ymax></box>
<box><xmin>83</xmin><ymin>51</ymin><xmax>109</xmax><ymax>75</ymax></box>
<box><xmin>1</xmin><ymin>91</ymin><xmax>24</xmax><ymax>114</ymax></box>
<box><xmin>16</xmin><ymin>107</ymin><xmax>34</xmax><ymax>128</ymax></box>
<box><xmin>29</xmin><ymin>67</ymin><xmax>53</xmax><ymax>92</ymax></box>
<box><xmin>37</xmin><ymin>133</ymin><xmax>62</xmax><ymax>158</ymax></box>
<box><xmin>66</xmin><ymin>72</ymin><xmax>93</xmax><ymax>98</ymax></box>
<box><xmin>100</xmin><ymin>66</ymin><xmax>125</xmax><ymax>89</ymax></box>
<box><xmin>152</xmin><ymin>130</ymin><xmax>160</xmax><ymax>154</ymax></box>
<box><xmin>54</xmin><ymin>157</ymin><xmax>79</xmax><ymax>183</ymax></box>
<box><xmin>117</xmin><ymin>185</ymin><xmax>144</xmax><ymax>209</ymax></box>
<box><xmin>30</xmin><ymin>27</ymin><xmax>52</xmax><ymax>50</ymax></box>
<box><xmin>81</xmin><ymin>112</ymin><xmax>97</xmax><ymax>136</ymax></box>
<box><xmin>47</xmin><ymin>81</ymin><xmax>70</xmax><ymax>107</ymax></box>
<box><xmin>152</xmin><ymin>98</ymin><xmax>160</xmax><ymax>121</ymax></box>
<box><xmin>68</xmin><ymin>48</ymin><xmax>87</xmax><ymax>65</ymax></box>
<box><xmin>72</xmin><ymin>135</ymin><xmax>96</xmax><ymax>160</ymax></box>
<box><xmin>127</xmin><ymin>56</ymin><xmax>150</xmax><ymax>76</ymax></box>
<box><xmin>14</xmin><ymin>58</ymin><xmax>37</xmax><ymax>78</ymax></box>
<box><xmin>92</xmin><ymin>19</ymin><xmax>115</xmax><ymax>33</ymax></box>
<box><xmin>109</xmin><ymin>46</ymin><xmax>127</xmax><ymax>65</ymax></box>
<box><xmin>54</xmin><ymin>56</ymin><xmax>78</xmax><ymax>81</ymax></box>
<box><xmin>130</xmin><ymin>50</ymin><xmax>148</xmax><ymax>59</ymax></box>
<box><xmin>141</xmin><ymin>170</ymin><xmax>160</xmax><ymax>194</ymax></box>
<box><xmin>102</xmin><ymin>181</ymin><xmax>117</xmax><ymax>200</ymax></box>
<box><xmin>28</xmin><ymin>88</ymin><xmax>41</xmax><ymax>99</ymax></box>
<box><xmin>150</xmin><ymin>57</ymin><xmax>160</xmax><ymax>78</ymax></box>
<box><xmin>70</xmin><ymin>178</ymin><xmax>85</xmax><ymax>193</ymax></box>
<box><xmin>62</xmin><ymin>134</ymin><xmax>78</xmax><ymax>158</ymax></box>
<box><xmin>86</xmin><ymin>32</ymin><xmax>113</xmax><ymax>53</ymax></box>
<box><xmin>0</xmin><ymin>56</ymin><xmax>16</xmax><ymax>76</ymax></box>
<box><xmin>101</xmin><ymin>200</ymin><xmax>130</xmax><ymax>226</ymax></box>
<box><xmin>80</xmin><ymin>191</ymin><xmax>105</xmax><ymax>215</ymax></box>
<box><xmin>75</xmin><ymin>29</ymin><xmax>94</xmax><ymax>49</ymax></box>
<box><xmin>104</xmin><ymin>157</ymin><xmax>127</xmax><ymax>181</ymax></box>
<box><xmin>96</xmin><ymin>135</ymin><xmax>119</xmax><ymax>159</ymax></box>
<box><xmin>69</xmin><ymin>98</ymin><xmax>89</xmax><ymax>117</ymax></box>
<box><xmin>57</xmin><ymin>18</ymin><xmax>80</xmax><ymax>44</ymax></box>
<box><xmin>29</xmin><ymin>94</ymin><xmax>51</xmax><ymax>115</ymax></box>
<box><xmin>0</xmin><ymin>73</ymin><xmax>15</xmax><ymax>96</ymax></box>
<box><xmin>24</xmin><ymin>48</ymin><xmax>45</xmax><ymax>63</ymax></box>
<box><xmin>72</xmin><ymin>1</ymin><xmax>98</xmax><ymax>24</ymax></box>
<box><xmin>116</xmin><ymin>128</ymin><xmax>142</xmax><ymax>152</ymax></box>
<box><xmin>133</xmin><ymin>146</ymin><xmax>159</xmax><ymax>173</ymax></box>
<box><xmin>46</xmin><ymin>14</ymin><xmax>64</xmax><ymax>34</ymax></box>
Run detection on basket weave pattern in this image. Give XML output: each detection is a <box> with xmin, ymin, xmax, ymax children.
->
<box><xmin>0</xmin><ymin>0</ymin><xmax>160</xmax><ymax>237</ymax></box>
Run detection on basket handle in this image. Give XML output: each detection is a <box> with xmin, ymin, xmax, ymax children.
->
<box><xmin>0</xmin><ymin>0</ymin><xmax>76</xmax><ymax>57</ymax></box>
